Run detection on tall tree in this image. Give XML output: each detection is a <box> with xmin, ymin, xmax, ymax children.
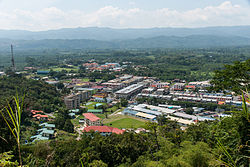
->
<box><xmin>211</xmin><ymin>59</ymin><xmax>250</xmax><ymax>93</ymax></box>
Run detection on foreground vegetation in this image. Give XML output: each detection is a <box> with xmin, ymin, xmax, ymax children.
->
<box><xmin>1</xmin><ymin>94</ymin><xmax>249</xmax><ymax>166</ymax></box>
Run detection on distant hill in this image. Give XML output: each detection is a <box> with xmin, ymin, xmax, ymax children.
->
<box><xmin>0</xmin><ymin>35</ymin><xmax>250</xmax><ymax>51</ymax></box>
<box><xmin>1</xmin><ymin>26</ymin><xmax>250</xmax><ymax>41</ymax></box>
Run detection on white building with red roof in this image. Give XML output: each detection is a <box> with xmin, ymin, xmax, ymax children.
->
<box><xmin>82</xmin><ymin>113</ymin><xmax>101</xmax><ymax>126</ymax></box>
<box><xmin>83</xmin><ymin>126</ymin><xmax>124</xmax><ymax>136</ymax></box>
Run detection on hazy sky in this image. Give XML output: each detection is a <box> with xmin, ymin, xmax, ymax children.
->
<box><xmin>0</xmin><ymin>0</ymin><xmax>250</xmax><ymax>31</ymax></box>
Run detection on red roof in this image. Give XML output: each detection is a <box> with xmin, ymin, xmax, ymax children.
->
<box><xmin>31</xmin><ymin>110</ymin><xmax>44</xmax><ymax>114</ymax></box>
<box><xmin>32</xmin><ymin>114</ymin><xmax>48</xmax><ymax>119</ymax></box>
<box><xmin>83</xmin><ymin>126</ymin><xmax>124</xmax><ymax>134</ymax></box>
<box><xmin>186</xmin><ymin>85</ymin><xmax>196</xmax><ymax>89</ymax></box>
<box><xmin>83</xmin><ymin>113</ymin><xmax>100</xmax><ymax>122</ymax></box>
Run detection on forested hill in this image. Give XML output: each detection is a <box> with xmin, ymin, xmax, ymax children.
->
<box><xmin>1</xmin><ymin>26</ymin><xmax>250</xmax><ymax>40</ymax></box>
<box><xmin>0</xmin><ymin>76</ymin><xmax>63</xmax><ymax>112</ymax></box>
<box><xmin>1</xmin><ymin>35</ymin><xmax>250</xmax><ymax>51</ymax></box>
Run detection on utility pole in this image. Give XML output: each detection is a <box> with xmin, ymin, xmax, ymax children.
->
<box><xmin>11</xmin><ymin>44</ymin><xmax>16</xmax><ymax>72</ymax></box>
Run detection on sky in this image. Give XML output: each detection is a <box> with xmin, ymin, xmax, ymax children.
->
<box><xmin>0</xmin><ymin>0</ymin><xmax>250</xmax><ymax>31</ymax></box>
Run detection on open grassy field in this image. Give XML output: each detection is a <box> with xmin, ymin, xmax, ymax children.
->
<box><xmin>103</xmin><ymin>113</ymin><xmax>147</xmax><ymax>129</ymax></box>
<box><xmin>104</xmin><ymin>117</ymin><xmax>146</xmax><ymax>129</ymax></box>
<box><xmin>40</xmin><ymin>66</ymin><xmax>78</xmax><ymax>72</ymax></box>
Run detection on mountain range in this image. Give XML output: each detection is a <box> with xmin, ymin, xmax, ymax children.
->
<box><xmin>1</xmin><ymin>26</ymin><xmax>250</xmax><ymax>50</ymax></box>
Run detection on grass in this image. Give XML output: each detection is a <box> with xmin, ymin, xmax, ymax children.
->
<box><xmin>146</xmin><ymin>55</ymin><xmax>156</xmax><ymax>60</ymax></box>
<box><xmin>40</xmin><ymin>66</ymin><xmax>79</xmax><ymax>72</ymax></box>
<box><xmin>96</xmin><ymin>113</ymin><xmax>111</xmax><ymax>119</ymax></box>
<box><xmin>104</xmin><ymin>118</ymin><xmax>145</xmax><ymax>129</ymax></box>
<box><xmin>85</xmin><ymin>102</ymin><xmax>107</xmax><ymax>109</ymax></box>
<box><xmin>71</xmin><ymin>115</ymin><xmax>85</xmax><ymax>126</ymax></box>
<box><xmin>56</xmin><ymin>130</ymin><xmax>77</xmax><ymax>141</ymax></box>
<box><xmin>81</xmin><ymin>78</ymin><xmax>90</xmax><ymax>82</ymax></box>
<box><xmin>106</xmin><ymin>105</ymin><xmax>119</xmax><ymax>112</ymax></box>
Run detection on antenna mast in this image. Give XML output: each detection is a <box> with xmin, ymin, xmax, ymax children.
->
<box><xmin>11</xmin><ymin>44</ymin><xmax>16</xmax><ymax>72</ymax></box>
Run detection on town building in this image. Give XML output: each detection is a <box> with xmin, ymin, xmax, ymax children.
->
<box><xmin>0</xmin><ymin>72</ymin><xmax>6</xmax><ymax>76</ymax></box>
<box><xmin>82</xmin><ymin>113</ymin><xmax>101</xmax><ymax>126</ymax></box>
<box><xmin>64</xmin><ymin>94</ymin><xmax>80</xmax><ymax>109</ymax></box>
<box><xmin>188</xmin><ymin>81</ymin><xmax>211</xmax><ymax>88</ymax></box>
<box><xmin>115</xmin><ymin>83</ymin><xmax>144</xmax><ymax>99</ymax></box>
<box><xmin>172</xmin><ymin>83</ymin><xmax>185</xmax><ymax>91</ymax></box>
<box><xmin>150</xmin><ymin>82</ymin><xmax>170</xmax><ymax>89</ymax></box>
<box><xmin>64</xmin><ymin>90</ymin><xmax>91</xmax><ymax>109</ymax></box>
<box><xmin>83</xmin><ymin>126</ymin><xmax>124</xmax><ymax>136</ymax></box>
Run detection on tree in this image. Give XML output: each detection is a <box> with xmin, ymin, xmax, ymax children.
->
<box><xmin>63</xmin><ymin>119</ymin><xmax>74</xmax><ymax>133</ymax></box>
<box><xmin>89</xmin><ymin>160</ymin><xmax>108</xmax><ymax>167</ymax></box>
<box><xmin>120</xmin><ymin>98</ymin><xmax>128</xmax><ymax>107</ymax></box>
<box><xmin>54</xmin><ymin>113</ymin><xmax>66</xmax><ymax>130</ymax></box>
<box><xmin>185</xmin><ymin>107</ymin><xmax>194</xmax><ymax>115</ymax></box>
<box><xmin>211</xmin><ymin>59</ymin><xmax>250</xmax><ymax>93</ymax></box>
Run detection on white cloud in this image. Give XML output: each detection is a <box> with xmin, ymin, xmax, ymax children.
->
<box><xmin>0</xmin><ymin>1</ymin><xmax>250</xmax><ymax>31</ymax></box>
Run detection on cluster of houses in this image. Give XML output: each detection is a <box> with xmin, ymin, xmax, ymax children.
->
<box><xmin>30</xmin><ymin>110</ymin><xmax>56</xmax><ymax>142</ymax></box>
<box><xmin>30</xmin><ymin>110</ymin><xmax>49</xmax><ymax>121</ymax></box>
<box><xmin>83</xmin><ymin>62</ymin><xmax>123</xmax><ymax>72</ymax></box>
<box><xmin>31</xmin><ymin>123</ymin><xmax>55</xmax><ymax>141</ymax></box>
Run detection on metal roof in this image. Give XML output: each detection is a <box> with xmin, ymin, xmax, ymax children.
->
<box><xmin>136</xmin><ymin>112</ymin><xmax>156</xmax><ymax>119</ymax></box>
<box><xmin>115</xmin><ymin>84</ymin><xmax>144</xmax><ymax>94</ymax></box>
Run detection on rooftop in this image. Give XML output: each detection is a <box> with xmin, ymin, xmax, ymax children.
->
<box><xmin>83</xmin><ymin>113</ymin><xmax>101</xmax><ymax>122</ymax></box>
<box><xmin>83</xmin><ymin>126</ymin><xmax>124</xmax><ymax>134</ymax></box>
<box><xmin>87</xmin><ymin>109</ymin><xmax>103</xmax><ymax>113</ymax></box>
<box><xmin>115</xmin><ymin>84</ymin><xmax>144</xmax><ymax>94</ymax></box>
<box><xmin>39</xmin><ymin>123</ymin><xmax>55</xmax><ymax>128</ymax></box>
<box><xmin>136</xmin><ymin>112</ymin><xmax>156</xmax><ymax>120</ymax></box>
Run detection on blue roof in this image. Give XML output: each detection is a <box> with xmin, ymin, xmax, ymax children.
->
<box><xmin>39</xmin><ymin>123</ymin><xmax>55</xmax><ymax>128</ymax></box>
<box><xmin>38</xmin><ymin>128</ymin><xmax>55</xmax><ymax>135</ymax></box>
<box><xmin>95</xmin><ymin>103</ymin><xmax>103</xmax><ymax>107</ymax></box>
<box><xmin>123</xmin><ymin>109</ymin><xmax>138</xmax><ymax>115</ymax></box>
<box><xmin>70</xmin><ymin>109</ymin><xmax>80</xmax><ymax>113</ymax></box>
<box><xmin>69</xmin><ymin>113</ymin><xmax>76</xmax><ymax>117</ymax></box>
<box><xmin>31</xmin><ymin>134</ymin><xmax>49</xmax><ymax>141</ymax></box>
<box><xmin>95</xmin><ymin>97</ymin><xmax>104</xmax><ymax>100</ymax></box>
<box><xmin>199</xmin><ymin>116</ymin><xmax>216</xmax><ymax>121</ymax></box>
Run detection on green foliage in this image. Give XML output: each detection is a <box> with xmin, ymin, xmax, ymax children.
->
<box><xmin>120</xmin><ymin>98</ymin><xmax>128</xmax><ymax>107</ymax></box>
<box><xmin>0</xmin><ymin>151</ymin><xmax>18</xmax><ymax>167</ymax></box>
<box><xmin>0</xmin><ymin>76</ymin><xmax>63</xmax><ymax>112</ymax></box>
<box><xmin>63</xmin><ymin>119</ymin><xmax>74</xmax><ymax>133</ymax></box>
<box><xmin>89</xmin><ymin>160</ymin><xmax>108</xmax><ymax>167</ymax></box>
<box><xmin>0</xmin><ymin>95</ymin><xmax>24</xmax><ymax>166</ymax></box>
<box><xmin>211</xmin><ymin>59</ymin><xmax>250</xmax><ymax>93</ymax></box>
